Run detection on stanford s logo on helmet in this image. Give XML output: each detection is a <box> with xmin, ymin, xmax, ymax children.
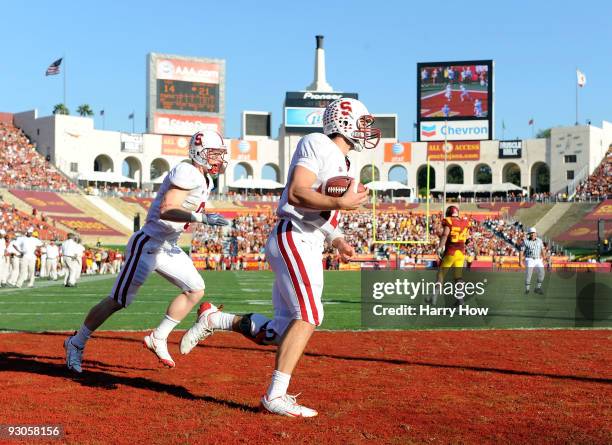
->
<box><xmin>189</xmin><ymin>130</ymin><xmax>228</xmax><ymax>175</ymax></box>
<box><xmin>323</xmin><ymin>98</ymin><xmax>381</xmax><ymax>152</ymax></box>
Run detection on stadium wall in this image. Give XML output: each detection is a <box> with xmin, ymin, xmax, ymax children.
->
<box><xmin>12</xmin><ymin>109</ymin><xmax>610</xmax><ymax>197</ymax></box>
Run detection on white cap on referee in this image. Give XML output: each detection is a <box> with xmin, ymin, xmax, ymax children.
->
<box><xmin>527</xmin><ymin>227</ymin><xmax>537</xmax><ymax>234</ymax></box>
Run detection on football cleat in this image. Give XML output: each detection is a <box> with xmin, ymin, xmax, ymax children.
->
<box><xmin>64</xmin><ymin>334</ymin><xmax>83</xmax><ymax>373</ymax></box>
<box><xmin>260</xmin><ymin>394</ymin><xmax>318</xmax><ymax>418</ymax></box>
<box><xmin>179</xmin><ymin>302</ymin><xmax>220</xmax><ymax>355</ymax></box>
<box><xmin>534</xmin><ymin>287</ymin><xmax>544</xmax><ymax>295</ymax></box>
<box><xmin>143</xmin><ymin>332</ymin><xmax>175</xmax><ymax>368</ymax></box>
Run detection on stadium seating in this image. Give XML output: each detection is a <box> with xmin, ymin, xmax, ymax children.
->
<box><xmin>575</xmin><ymin>145</ymin><xmax>612</xmax><ymax>200</ymax></box>
<box><xmin>0</xmin><ymin>201</ymin><xmax>67</xmax><ymax>240</ymax></box>
<box><xmin>0</xmin><ymin>122</ymin><xmax>77</xmax><ymax>192</ymax></box>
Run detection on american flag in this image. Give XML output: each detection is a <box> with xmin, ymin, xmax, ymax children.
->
<box><xmin>45</xmin><ymin>58</ymin><xmax>62</xmax><ymax>76</ymax></box>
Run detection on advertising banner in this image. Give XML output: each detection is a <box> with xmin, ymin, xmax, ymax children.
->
<box><xmin>499</xmin><ymin>140</ymin><xmax>522</xmax><ymax>158</ymax></box>
<box><xmin>161</xmin><ymin>134</ymin><xmax>191</xmax><ymax>157</ymax></box>
<box><xmin>156</xmin><ymin>58</ymin><xmax>220</xmax><ymax>84</ymax></box>
<box><xmin>230</xmin><ymin>140</ymin><xmax>258</xmax><ymax>161</ymax></box>
<box><xmin>384</xmin><ymin>142</ymin><xmax>411</xmax><ymax>163</ymax></box>
<box><xmin>10</xmin><ymin>190</ymin><xmax>81</xmax><ymax>214</ymax></box>
<box><xmin>427</xmin><ymin>141</ymin><xmax>480</xmax><ymax>161</ymax></box>
<box><xmin>54</xmin><ymin>216</ymin><xmax>125</xmax><ymax>236</ymax></box>
<box><xmin>420</xmin><ymin>120</ymin><xmax>489</xmax><ymax>141</ymax></box>
<box><xmin>153</xmin><ymin>113</ymin><xmax>221</xmax><ymax>136</ymax></box>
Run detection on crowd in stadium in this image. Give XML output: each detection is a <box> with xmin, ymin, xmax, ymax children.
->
<box><xmin>0</xmin><ymin>122</ymin><xmax>77</xmax><ymax>192</ymax></box>
<box><xmin>189</xmin><ymin>211</ymin><xmax>560</xmax><ymax>268</ymax></box>
<box><xmin>575</xmin><ymin>146</ymin><xmax>612</xmax><ymax>200</ymax></box>
<box><xmin>0</xmin><ymin>201</ymin><xmax>66</xmax><ymax>240</ymax></box>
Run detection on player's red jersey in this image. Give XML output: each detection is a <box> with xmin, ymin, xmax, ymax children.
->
<box><xmin>442</xmin><ymin>216</ymin><xmax>470</xmax><ymax>255</ymax></box>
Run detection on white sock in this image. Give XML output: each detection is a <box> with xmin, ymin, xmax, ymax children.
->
<box><xmin>153</xmin><ymin>314</ymin><xmax>180</xmax><ymax>340</ymax></box>
<box><xmin>266</xmin><ymin>370</ymin><xmax>291</xmax><ymax>400</ymax></box>
<box><xmin>210</xmin><ymin>312</ymin><xmax>235</xmax><ymax>330</ymax></box>
<box><xmin>71</xmin><ymin>324</ymin><xmax>92</xmax><ymax>349</ymax></box>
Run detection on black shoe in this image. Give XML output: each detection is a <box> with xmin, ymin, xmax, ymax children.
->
<box><xmin>525</xmin><ymin>289</ymin><xmax>530</xmax><ymax>294</ymax></box>
<box><xmin>534</xmin><ymin>288</ymin><xmax>544</xmax><ymax>295</ymax></box>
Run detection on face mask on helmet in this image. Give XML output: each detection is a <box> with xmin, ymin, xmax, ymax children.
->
<box><xmin>189</xmin><ymin>131</ymin><xmax>228</xmax><ymax>175</ymax></box>
<box><xmin>350</xmin><ymin>115</ymin><xmax>381</xmax><ymax>151</ymax></box>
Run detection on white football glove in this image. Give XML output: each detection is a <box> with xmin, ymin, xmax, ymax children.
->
<box><xmin>191</xmin><ymin>212</ymin><xmax>229</xmax><ymax>226</ymax></box>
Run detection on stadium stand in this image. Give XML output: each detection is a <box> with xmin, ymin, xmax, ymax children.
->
<box><xmin>0</xmin><ymin>122</ymin><xmax>77</xmax><ymax>192</ymax></box>
<box><xmin>574</xmin><ymin>145</ymin><xmax>612</xmax><ymax>201</ymax></box>
<box><xmin>0</xmin><ymin>201</ymin><xmax>67</xmax><ymax>240</ymax></box>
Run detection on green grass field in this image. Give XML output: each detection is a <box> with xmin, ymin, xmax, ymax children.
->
<box><xmin>0</xmin><ymin>270</ymin><xmax>610</xmax><ymax>332</ymax></box>
<box><xmin>0</xmin><ymin>271</ymin><xmax>361</xmax><ymax>332</ymax></box>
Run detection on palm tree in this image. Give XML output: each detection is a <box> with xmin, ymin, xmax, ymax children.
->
<box><xmin>53</xmin><ymin>103</ymin><xmax>70</xmax><ymax>115</ymax></box>
<box><xmin>77</xmin><ymin>104</ymin><xmax>94</xmax><ymax>117</ymax></box>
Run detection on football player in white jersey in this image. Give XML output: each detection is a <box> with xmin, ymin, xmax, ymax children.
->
<box><xmin>64</xmin><ymin>130</ymin><xmax>229</xmax><ymax>373</ymax></box>
<box><xmin>180</xmin><ymin>98</ymin><xmax>381</xmax><ymax>417</ymax></box>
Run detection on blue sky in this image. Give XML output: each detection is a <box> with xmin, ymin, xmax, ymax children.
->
<box><xmin>1</xmin><ymin>0</ymin><xmax>610</xmax><ymax>140</ymax></box>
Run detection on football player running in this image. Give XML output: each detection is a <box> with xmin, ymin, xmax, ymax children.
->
<box><xmin>64</xmin><ymin>130</ymin><xmax>229</xmax><ymax>372</ymax></box>
<box><xmin>429</xmin><ymin>205</ymin><xmax>470</xmax><ymax>305</ymax></box>
<box><xmin>180</xmin><ymin>98</ymin><xmax>381</xmax><ymax>417</ymax></box>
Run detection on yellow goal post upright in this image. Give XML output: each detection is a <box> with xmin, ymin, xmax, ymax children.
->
<box><xmin>370</xmin><ymin>155</ymin><xmax>432</xmax><ymax>246</ymax></box>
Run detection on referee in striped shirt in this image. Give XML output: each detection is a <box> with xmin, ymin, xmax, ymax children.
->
<box><xmin>519</xmin><ymin>227</ymin><xmax>547</xmax><ymax>294</ymax></box>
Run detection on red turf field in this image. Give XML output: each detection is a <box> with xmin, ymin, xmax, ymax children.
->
<box><xmin>421</xmin><ymin>90</ymin><xmax>488</xmax><ymax>118</ymax></box>
<box><xmin>1</xmin><ymin>330</ymin><xmax>610</xmax><ymax>444</ymax></box>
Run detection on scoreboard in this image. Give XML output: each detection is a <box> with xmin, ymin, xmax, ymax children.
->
<box><xmin>156</xmin><ymin>79</ymin><xmax>219</xmax><ymax>113</ymax></box>
<box><xmin>147</xmin><ymin>53</ymin><xmax>225</xmax><ymax>136</ymax></box>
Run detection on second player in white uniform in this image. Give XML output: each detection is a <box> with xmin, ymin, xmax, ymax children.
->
<box><xmin>64</xmin><ymin>130</ymin><xmax>229</xmax><ymax>372</ymax></box>
<box><xmin>179</xmin><ymin>98</ymin><xmax>381</xmax><ymax>417</ymax></box>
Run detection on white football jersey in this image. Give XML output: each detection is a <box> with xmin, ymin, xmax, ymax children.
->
<box><xmin>17</xmin><ymin>236</ymin><xmax>42</xmax><ymax>259</ymax></box>
<box><xmin>277</xmin><ymin>133</ymin><xmax>352</xmax><ymax>243</ymax></box>
<box><xmin>143</xmin><ymin>162</ymin><xmax>213</xmax><ymax>243</ymax></box>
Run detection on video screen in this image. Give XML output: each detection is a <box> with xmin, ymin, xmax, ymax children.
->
<box><xmin>419</xmin><ymin>62</ymin><xmax>491</xmax><ymax>119</ymax></box>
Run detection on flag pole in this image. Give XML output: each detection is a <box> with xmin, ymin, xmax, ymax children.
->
<box><xmin>575</xmin><ymin>68</ymin><xmax>579</xmax><ymax>125</ymax></box>
<box><xmin>63</xmin><ymin>54</ymin><xmax>66</xmax><ymax>107</ymax></box>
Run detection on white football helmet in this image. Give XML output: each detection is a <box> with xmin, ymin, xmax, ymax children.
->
<box><xmin>189</xmin><ymin>130</ymin><xmax>228</xmax><ymax>175</ymax></box>
<box><xmin>323</xmin><ymin>98</ymin><xmax>381</xmax><ymax>152</ymax></box>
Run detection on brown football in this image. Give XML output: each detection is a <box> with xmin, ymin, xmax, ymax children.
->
<box><xmin>320</xmin><ymin>176</ymin><xmax>366</xmax><ymax>197</ymax></box>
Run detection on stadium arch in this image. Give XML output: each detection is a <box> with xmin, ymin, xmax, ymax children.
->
<box><xmin>360</xmin><ymin>165</ymin><xmax>380</xmax><ymax>184</ymax></box>
<box><xmin>388</xmin><ymin>165</ymin><xmax>408</xmax><ymax>185</ymax></box>
<box><xmin>93</xmin><ymin>154</ymin><xmax>113</xmax><ymax>173</ymax></box>
<box><xmin>262</xmin><ymin>163</ymin><xmax>280</xmax><ymax>182</ymax></box>
<box><xmin>530</xmin><ymin>162</ymin><xmax>550</xmax><ymax>193</ymax></box>
<box><xmin>446</xmin><ymin>164</ymin><xmax>464</xmax><ymax>184</ymax></box>
<box><xmin>474</xmin><ymin>163</ymin><xmax>492</xmax><ymax>184</ymax></box>
<box><xmin>417</xmin><ymin>164</ymin><xmax>435</xmax><ymax>196</ymax></box>
<box><xmin>150</xmin><ymin>158</ymin><xmax>170</xmax><ymax>180</ymax></box>
<box><xmin>502</xmin><ymin>162</ymin><xmax>521</xmax><ymax>186</ymax></box>
<box><xmin>234</xmin><ymin>162</ymin><xmax>253</xmax><ymax>180</ymax></box>
<box><xmin>122</xmin><ymin>156</ymin><xmax>142</xmax><ymax>184</ymax></box>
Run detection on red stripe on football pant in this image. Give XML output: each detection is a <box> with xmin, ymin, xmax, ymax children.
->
<box><xmin>276</xmin><ymin>220</ymin><xmax>309</xmax><ymax>322</ymax></box>
<box><xmin>284</xmin><ymin>221</ymin><xmax>319</xmax><ymax>325</ymax></box>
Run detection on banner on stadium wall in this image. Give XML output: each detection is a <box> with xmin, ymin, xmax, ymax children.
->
<box><xmin>9</xmin><ymin>190</ymin><xmax>82</xmax><ymax>214</ymax></box>
<box><xmin>384</xmin><ymin>142</ymin><xmax>411</xmax><ymax>163</ymax></box>
<box><xmin>153</xmin><ymin>113</ymin><xmax>221</xmax><ymax>136</ymax></box>
<box><xmin>498</xmin><ymin>140</ymin><xmax>522</xmax><ymax>158</ymax></box>
<box><xmin>156</xmin><ymin>58</ymin><xmax>220</xmax><ymax>84</ymax></box>
<box><xmin>585</xmin><ymin>200</ymin><xmax>612</xmax><ymax>220</ymax></box>
<box><xmin>230</xmin><ymin>140</ymin><xmax>258</xmax><ymax>161</ymax></box>
<box><xmin>427</xmin><ymin>141</ymin><xmax>480</xmax><ymax>161</ymax></box>
<box><xmin>161</xmin><ymin>134</ymin><xmax>191</xmax><ymax>157</ymax></box>
<box><xmin>53</xmin><ymin>216</ymin><xmax>125</xmax><ymax>236</ymax></box>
